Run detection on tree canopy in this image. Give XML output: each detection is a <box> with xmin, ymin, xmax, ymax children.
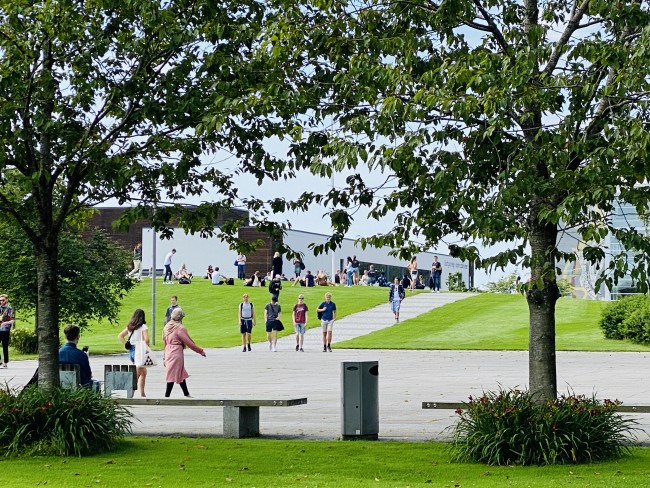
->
<box><xmin>242</xmin><ymin>0</ymin><xmax>650</xmax><ymax>401</ymax></box>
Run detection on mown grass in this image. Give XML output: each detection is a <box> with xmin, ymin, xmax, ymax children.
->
<box><xmin>12</xmin><ymin>279</ymin><xmax>390</xmax><ymax>357</ymax></box>
<box><xmin>1</xmin><ymin>437</ymin><xmax>649</xmax><ymax>487</ymax></box>
<box><xmin>337</xmin><ymin>293</ymin><xmax>650</xmax><ymax>351</ymax></box>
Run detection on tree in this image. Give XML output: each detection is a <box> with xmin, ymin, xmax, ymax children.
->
<box><xmin>0</xmin><ymin>220</ymin><xmax>135</xmax><ymax>329</ymax></box>
<box><xmin>251</xmin><ymin>0</ymin><xmax>650</xmax><ymax>401</ymax></box>
<box><xmin>0</xmin><ymin>0</ymin><xmax>290</xmax><ymax>389</ymax></box>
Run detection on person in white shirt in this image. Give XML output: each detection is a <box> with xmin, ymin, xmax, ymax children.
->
<box><xmin>163</xmin><ymin>249</ymin><xmax>176</xmax><ymax>284</ymax></box>
<box><xmin>211</xmin><ymin>267</ymin><xmax>224</xmax><ymax>285</ymax></box>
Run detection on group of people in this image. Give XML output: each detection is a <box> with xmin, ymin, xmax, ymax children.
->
<box><xmin>237</xmin><ymin>291</ymin><xmax>338</xmax><ymax>354</ymax></box>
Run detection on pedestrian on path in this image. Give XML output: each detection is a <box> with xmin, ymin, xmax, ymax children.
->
<box><xmin>163</xmin><ymin>308</ymin><xmax>206</xmax><ymax>397</ymax></box>
<box><xmin>388</xmin><ymin>277</ymin><xmax>405</xmax><ymax>322</ymax></box>
<box><xmin>128</xmin><ymin>242</ymin><xmax>143</xmax><ymax>280</ymax></box>
<box><xmin>0</xmin><ymin>294</ymin><xmax>15</xmax><ymax>368</ymax></box>
<box><xmin>264</xmin><ymin>296</ymin><xmax>282</xmax><ymax>352</ymax></box>
<box><xmin>118</xmin><ymin>308</ymin><xmax>150</xmax><ymax>397</ymax></box>
<box><xmin>317</xmin><ymin>292</ymin><xmax>337</xmax><ymax>352</ymax></box>
<box><xmin>408</xmin><ymin>256</ymin><xmax>418</xmax><ymax>292</ymax></box>
<box><xmin>238</xmin><ymin>293</ymin><xmax>256</xmax><ymax>352</ymax></box>
<box><xmin>292</xmin><ymin>294</ymin><xmax>308</xmax><ymax>352</ymax></box>
<box><xmin>430</xmin><ymin>256</ymin><xmax>442</xmax><ymax>292</ymax></box>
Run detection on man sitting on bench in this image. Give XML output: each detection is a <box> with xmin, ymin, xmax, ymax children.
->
<box><xmin>59</xmin><ymin>324</ymin><xmax>94</xmax><ymax>387</ymax></box>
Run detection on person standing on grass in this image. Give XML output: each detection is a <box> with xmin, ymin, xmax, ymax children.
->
<box><xmin>163</xmin><ymin>308</ymin><xmax>206</xmax><ymax>398</ymax></box>
<box><xmin>388</xmin><ymin>277</ymin><xmax>406</xmax><ymax>323</ymax></box>
<box><xmin>292</xmin><ymin>294</ymin><xmax>309</xmax><ymax>352</ymax></box>
<box><xmin>128</xmin><ymin>242</ymin><xmax>143</xmax><ymax>279</ymax></box>
<box><xmin>316</xmin><ymin>292</ymin><xmax>337</xmax><ymax>352</ymax></box>
<box><xmin>238</xmin><ymin>293</ymin><xmax>256</xmax><ymax>352</ymax></box>
<box><xmin>269</xmin><ymin>274</ymin><xmax>283</xmax><ymax>301</ymax></box>
<box><xmin>430</xmin><ymin>256</ymin><xmax>442</xmax><ymax>293</ymax></box>
<box><xmin>236</xmin><ymin>253</ymin><xmax>247</xmax><ymax>280</ymax></box>
<box><xmin>163</xmin><ymin>248</ymin><xmax>176</xmax><ymax>284</ymax></box>
<box><xmin>118</xmin><ymin>309</ymin><xmax>150</xmax><ymax>397</ymax></box>
<box><xmin>0</xmin><ymin>294</ymin><xmax>15</xmax><ymax>368</ymax></box>
<box><xmin>264</xmin><ymin>296</ymin><xmax>282</xmax><ymax>352</ymax></box>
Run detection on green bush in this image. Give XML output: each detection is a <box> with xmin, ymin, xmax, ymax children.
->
<box><xmin>451</xmin><ymin>388</ymin><xmax>636</xmax><ymax>466</ymax></box>
<box><xmin>446</xmin><ymin>272</ymin><xmax>467</xmax><ymax>292</ymax></box>
<box><xmin>9</xmin><ymin>327</ymin><xmax>38</xmax><ymax>354</ymax></box>
<box><xmin>599</xmin><ymin>295</ymin><xmax>649</xmax><ymax>340</ymax></box>
<box><xmin>621</xmin><ymin>302</ymin><xmax>650</xmax><ymax>344</ymax></box>
<box><xmin>0</xmin><ymin>386</ymin><xmax>132</xmax><ymax>456</ymax></box>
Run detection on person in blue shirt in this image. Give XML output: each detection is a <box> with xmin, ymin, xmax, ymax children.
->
<box><xmin>58</xmin><ymin>324</ymin><xmax>93</xmax><ymax>386</ymax></box>
<box><xmin>316</xmin><ymin>292</ymin><xmax>337</xmax><ymax>352</ymax></box>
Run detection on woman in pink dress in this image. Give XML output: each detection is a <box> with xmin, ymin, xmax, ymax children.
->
<box><xmin>163</xmin><ymin>308</ymin><xmax>206</xmax><ymax>397</ymax></box>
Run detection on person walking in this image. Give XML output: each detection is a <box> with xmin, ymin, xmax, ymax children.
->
<box><xmin>118</xmin><ymin>308</ymin><xmax>150</xmax><ymax>397</ymax></box>
<box><xmin>163</xmin><ymin>308</ymin><xmax>206</xmax><ymax>397</ymax></box>
<box><xmin>238</xmin><ymin>293</ymin><xmax>256</xmax><ymax>352</ymax></box>
<box><xmin>264</xmin><ymin>296</ymin><xmax>282</xmax><ymax>352</ymax></box>
<box><xmin>430</xmin><ymin>256</ymin><xmax>443</xmax><ymax>292</ymax></box>
<box><xmin>0</xmin><ymin>294</ymin><xmax>15</xmax><ymax>368</ymax></box>
<box><xmin>388</xmin><ymin>277</ymin><xmax>406</xmax><ymax>322</ymax></box>
<box><xmin>350</xmin><ymin>255</ymin><xmax>360</xmax><ymax>285</ymax></box>
<box><xmin>316</xmin><ymin>292</ymin><xmax>337</xmax><ymax>352</ymax></box>
<box><xmin>292</xmin><ymin>294</ymin><xmax>309</xmax><ymax>352</ymax></box>
<box><xmin>345</xmin><ymin>256</ymin><xmax>353</xmax><ymax>287</ymax></box>
<box><xmin>292</xmin><ymin>254</ymin><xmax>304</xmax><ymax>286</ymax></box>
<box><xmin>268</xmin><ymin>274</ymin><xmax>283</xmax><ymax>301</ymax></box>
<box><xmin>128</xmin><ymin>242</ymin><xmax>143</xmax><ymax>280</ymax></box>
<box><xmin>165</xmin><ymin>295</ymin><xmax>180</xmax><ymax>324</ymax></box>
<box><xmin>408</xmin><ymin>256</ymin><xmax>418</xmax><ymax>292</ymax></box>
<box><xmin>163</xmin><ymin>248</ymin><xmax>176</xmax><ymax>284</ymax></box>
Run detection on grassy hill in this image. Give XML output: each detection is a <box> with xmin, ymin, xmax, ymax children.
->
<box><xmin>336</xmin><ymin>293</ymin><xmax>650</xmax><ymax>352</ymax></box>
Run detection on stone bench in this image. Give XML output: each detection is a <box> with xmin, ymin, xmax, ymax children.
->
<box><xmin>104</xmin><ymin>364</ymin><xmax>137</xmax><ymax>398</ymax></box>
<box><xmin>115</xmin><ymin>397</ymin><xmax>307</xmax><ymax>438</ymax></box>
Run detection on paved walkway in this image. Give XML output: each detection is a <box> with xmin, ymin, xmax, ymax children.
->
<box><xmin>3</xmin><ymin>291</ymin><xmax>650</xmax><ymax>443</ymax></box>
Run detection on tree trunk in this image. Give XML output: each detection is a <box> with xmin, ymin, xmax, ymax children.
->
<box><xmin>527</xmin><ymin>220</ymin><xmax>559</xmax><ymax>403</ymax></box>
<box><xmin>35</xmin><ymin>243</ymin><xmax>60</xmax><ymax>390</ymax></box>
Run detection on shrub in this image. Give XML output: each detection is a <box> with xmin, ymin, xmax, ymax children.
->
<box><xmin>621</xmin><ymin>302</ymin><xmax>650</xmax><ymax>344</ymax></box>
<box><xmin>9</xmin><ymin>327</ymin><xmax>39</xmax><ymax>354</ymax></box>
<box><xmin>446</xmin><ymin>272</ymin><xmax>467</xmax><ymax>292</ymax></box>
<box><xmin>486</xmin><ymin>273</ymin><xmax>517</xmax><ymax>294</ymax></box>
<box><xmin>451</xmin><ymin>388</ymin><xmax>636</xmax><ymax>466</ymax></box>
<box><xmin>599</xmin><ymin>295</ymin><xmax>649</xmax><ymax>340</ymax></box>
<box><xmin>0</xmin><ymin>386</ymin><xmax>132</xmax><ymax>456</ymax></box>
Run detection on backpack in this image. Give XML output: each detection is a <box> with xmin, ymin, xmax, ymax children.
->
<box><xmin>226</xmin><ymin>277</ymin><xmax>235</xmax><ymax>285</ymax></box>
<box><xmin>300</xmin><ymin>261</ymin><xmax>305</xmax><ymax>270</ymax></box>
<box><xmin>178</xmin><ymin>277</ymin><xmax>191</xmax><ymax>285</ymax></box>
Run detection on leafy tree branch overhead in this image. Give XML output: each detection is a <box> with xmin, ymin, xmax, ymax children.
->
<box><xmin>248</xmin><ymin>0</ymin><xmax>650</xmax><ymax>401</ymax></box>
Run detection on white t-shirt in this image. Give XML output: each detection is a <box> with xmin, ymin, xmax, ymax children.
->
<box><xmin>212</xmin><ymin>271</ymin><xmax>223</xmax><ymax>284</ymax></box>
<box><xmin>128</xmin><ymin>324</ymin><xmax>148</xmax><ymax>344</ymax></box>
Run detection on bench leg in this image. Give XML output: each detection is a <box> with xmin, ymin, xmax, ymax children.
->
<box><xmin>223</xmin><ymin>406</ymin><xmax>260</xmax><ymax>438</ymax></box>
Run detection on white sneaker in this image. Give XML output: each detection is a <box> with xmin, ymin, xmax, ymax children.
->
<box><xmin>269</xmin><ymin>343</ymin><xmax>273</xmax><ymax>351</ymax></box>
<box><xmin>272</xmin><ymin>345</ymin><xmax>277</xmax><ymax>352</ymax></box>
<box><xmin>0</xmin><ymin>363</ymin><xmax>7</xmax><ymax>369</ymax></box>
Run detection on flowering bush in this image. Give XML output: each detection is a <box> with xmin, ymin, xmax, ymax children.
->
<box><xmin>451</xmin><ymin>388</ymin><xmax>637</xmax><ymax>465</ymax></box>
<box><xmin>0</xmin><ymin>386</ymin><xmax>132</xmax><ymax>456</ymax></box>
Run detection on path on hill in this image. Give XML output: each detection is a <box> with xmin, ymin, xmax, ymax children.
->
<box><xmin>272</xmin><ymin>291</ymin><xmax>475</xmax><ymax>352</ymax></box>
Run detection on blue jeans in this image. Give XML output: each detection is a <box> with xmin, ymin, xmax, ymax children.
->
<box><xmin>164</xmin><ymin>264</ymin><xmax>173</xmax><ymax>282</ymax></box>
<box><xmin>432</xmin><ymin>273</ymin><xmax>441</xmax><ymax>291</ymax></box>
<box><xmin>238</xmin><ymin>264</ymin><xmax>246</xmax><ymax>280</ymax></box>
<box><xmin>346</xmin><ymin>270</ymin><xmax>353</xmax><ymax>286</ymax></box>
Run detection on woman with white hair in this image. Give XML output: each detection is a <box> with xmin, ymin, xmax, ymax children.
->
<box><xmin>162</xmin><ymin>308</ymin><xmax>206</xmax><ymax>397</ymax></box>
<box><xmin>272</xmin><ymin>251</ymin><xmax>283</xmax><ymax>279</ymax></box>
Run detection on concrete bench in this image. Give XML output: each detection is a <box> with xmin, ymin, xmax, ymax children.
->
<box><xmin>422</xmin><ymin>402</ymin><xmax>650</xmax><ymax>413</ymax></box>
<box><xmin>115</xmin><ymin>397</ymin><xmax>307</xmax><ymax>438</ymax></box>
<box><xmin>104</xmin><ymin>364</ymin><xmax>137</xmax><ymax>398</ymax></box>
<box><xmin>59</xmin><ymin>363</ymin><xmax>81</xmax><ymax>388</ymax></box>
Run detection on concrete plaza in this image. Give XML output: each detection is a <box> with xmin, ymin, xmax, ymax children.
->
<box><xmin>2</xmin><ymin>292</ymin><xmax>649</xmax><ymax>443</ymax></box>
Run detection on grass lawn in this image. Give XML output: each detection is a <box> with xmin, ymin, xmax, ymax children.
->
<box><xmin>1</xmin><ymin>437</ymin><xmax>649</xmax><ymax>487</ymax></box>
<box><xmin>336</xmin><ymin>293</ymin><xmax>650</xmax><ymax>352</ymax></box>
<box><xmin>12</xmin><ymin>280</ymin><xmax>390</xmax><ymax>357</ymax></box>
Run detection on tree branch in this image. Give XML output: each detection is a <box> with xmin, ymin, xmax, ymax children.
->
<box><xmin>543</xmin><ymin>0</ymin><xmax>591</xmax><ymax>76</ymax></box>
<box><xmin>471</xmin><ymin>0</ymin><xmax>511</xmax><ymax>56</ymax></box>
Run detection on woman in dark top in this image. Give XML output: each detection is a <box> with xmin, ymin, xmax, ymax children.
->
<box><xmin>272</xmin><ymin>252</ymin><xmax>283</xmax><ymax>278</ymax></box>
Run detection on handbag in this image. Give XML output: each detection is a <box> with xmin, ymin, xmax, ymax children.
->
<box><xmin>234</xmin><ymin>259</ymin><xmax>238</xmax><ymax>266</ymax></box>
<box><xmin>124</xmin><ymin>330</ymin><xmax>134</xmax><ymax>350</ymax></box>
<box><xmin>274</xmin><ymin>319</ymin><xmax>284</xmax><ymax>331</ymax></box>
<box><xmin>135</xmin><ymin>340</ymin><xmax>158</xmax><ymax>367</ymax></box>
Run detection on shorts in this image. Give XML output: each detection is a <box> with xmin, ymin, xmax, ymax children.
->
<box><xmin>240</xmin><ymin>319</ymin><xmax>253</xmax><ymax>334</ymax></box>
<box><xmin>321</xmin><ymin>319</ymin><xmax>334</xmax><ymax>331</ymax></box>
<box><xmin>391</xmin><ymin>301</ymin><xmax>401</xmax><ymax>313</ymax></box>
<box><xmin>266</xmin><ymin>320</ymin><xmax>279</xmax><ymax>332</ymax></box>
<box><xmin>294</xmin><ymin>323</ymin><xmax>306</xmax><ymax>334</ymax></box>
<box><xmin>411</xmin><ymin>271</ymin><xmax>417</xmax><ymax>278</ymax></box>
